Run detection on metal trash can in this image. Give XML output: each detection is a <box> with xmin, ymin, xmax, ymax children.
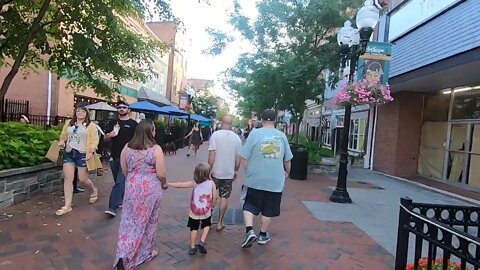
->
<box><xmin>289</xmin><ymin>144</ymin><xmax>308</xmax><ymax>180</ymax></box>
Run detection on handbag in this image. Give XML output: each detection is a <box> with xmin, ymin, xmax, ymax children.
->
<box><xmin>86</xmin><ymin>154</ymin><xmax>103</xmax><ymax>172</ymax></box>
<box><xmin>45</xmin><ymin>140</ymin><xmax>61</xmax><ymax>163</ymax></box>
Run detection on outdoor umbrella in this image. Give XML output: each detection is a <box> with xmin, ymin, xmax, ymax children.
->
<box><xmin>129</xmin><ymin>100</ymin><xmax>169</xmax><ymax>114</ymax></box>
<box><xmin>161</xmin><ymin>105</ymin><xmax>190</xmax><ymax>116</ymax></box>
<box><xmin>85</xmin><ymin>102</ymin><xmax>116</xmax><ymax>112</ymax></box>
<box><xmin>171</xmin><ymin>114</ymin><xmax>212</xmax><ymax>121</ymax></box>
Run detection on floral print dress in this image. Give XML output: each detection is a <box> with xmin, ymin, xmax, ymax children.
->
<box><xmin>114</xmin><ymin>147</ymin><xmax>162</xmax><ymax>270</ymax></box>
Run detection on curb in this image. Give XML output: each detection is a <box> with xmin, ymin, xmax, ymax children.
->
<box><xmin>376</xmin><ymin>172</ymin><xmax>480</xmax><ymax>206</ymax></box>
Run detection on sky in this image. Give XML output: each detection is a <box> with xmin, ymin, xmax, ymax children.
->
<box><xmin>170</xmin><ymin>0</ymin><xmax>258</xmax><ymax>113</ymax></box>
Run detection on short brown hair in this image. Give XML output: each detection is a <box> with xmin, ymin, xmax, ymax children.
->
<box><xmin>193</xmin><ymin>163</ymin><xmax>211</xmax><ymax>184</ymax></box>
<box><xmin>128</xmin><ymin>119</ymin><xmax>157</xmax><ymax>150</ymax></box>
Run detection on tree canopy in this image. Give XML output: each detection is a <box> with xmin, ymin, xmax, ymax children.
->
<box><xmin>208</xmin><ymin>0</ymin><xmax>362</xmax><ymax>134</ymax></box>
<box><xmin>193</xmin><ymin>93</ymin><xmax>219</xmax><ymax>119</ymax></box>
<box><xmin>0</xmin><ymin>0</ymin><xmax>190</xmax><ymax>99</ymax></box>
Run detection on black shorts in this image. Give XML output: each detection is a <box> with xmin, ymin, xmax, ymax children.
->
<box><xmin>187</xmin><ymin>216</ymin><xmax>212</xmax><ymax>231</ymax></box>
<box><xmin>242</xmin><ymin>187</ymin><xmax>282</xmax><ymax>218</ymax></box>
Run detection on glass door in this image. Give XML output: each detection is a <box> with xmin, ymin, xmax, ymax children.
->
<box><xmin>445</xmin><ymin>124</ymin><xmax>467</xmax><ymax>183</ymax></box>
<box><xmin>468</xmin><ymin>123</ymin><xmax>480</xmax><ymax>187</ymax></box>
<box><xmin>445</xmin><ymin>122</ymin><xmax>480</xmax><ymax>187</ymax></box>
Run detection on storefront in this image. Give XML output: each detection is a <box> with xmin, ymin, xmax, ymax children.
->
<box><xmin>418</xmin><ymin>86</ymin><xmax>480</xmax><ymax>188</ymax></box>
<box><xmin>372</xmin><ymin>0</ymin><xmax>480</xmax><ymax>190</ymax></box>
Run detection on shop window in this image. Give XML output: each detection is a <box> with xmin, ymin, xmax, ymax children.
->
<box><xmin>451</xmin><ymin>88</ymin><xmax>480</xmax><ymax>120</ymax></box>
<box><xmin>322</xmin><ymin>120</ymin><xmax>331</xmax><ymax>146</ymax></box>
<box><xmin>348</xmin><ymin>118</ymin><xmax>366</xmax><ymax>152</ymax></box>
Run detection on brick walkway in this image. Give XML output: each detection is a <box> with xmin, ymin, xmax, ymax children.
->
<box><xmin>0</xmin><ymin>145</ymin><xmax>393</xmax><ymax>269</ymax></box>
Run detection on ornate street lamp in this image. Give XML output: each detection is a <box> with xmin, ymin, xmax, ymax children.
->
<box><xmin>330</xmin><ymin>0</ymin><xmax>380</xmax><ymax>204</ymax></box>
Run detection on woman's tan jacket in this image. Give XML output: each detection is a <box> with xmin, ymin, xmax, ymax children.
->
<box><xmin>59</xmin><ymin>120</ymin><xmax>99</xmax><ymax>154</ymax></box>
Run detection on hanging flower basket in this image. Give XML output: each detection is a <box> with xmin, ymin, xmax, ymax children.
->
<box><xmin>334</xmin><ymin>75</ymin><xmax>394</xmax><ymax>107</ymax></box>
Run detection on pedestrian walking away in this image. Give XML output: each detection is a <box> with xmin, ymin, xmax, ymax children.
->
<box><xmin>56</xmin><ymin>103</ymin><xmax>99</xmax><ymax>216</ymax></box>
<box><xmin>105</xmin><ymin>101</ymin><xmax>138</xmax><ymax>217</ymax></box>
<box><xmin>114</xmin><ymin>120</ymin><xmax>168</xmax><ymax>270</ymax></box>
<box><xmin>168</xmin><ymin>163</ymin><xmax>217</xmax><ymax>256</ymax></box>
<box><xmin>185</xmin><ymin>122</ymin><xmax>203</xmax><ymax>157</ymax></box>
<box><xmin>208</xmin><ymin>116</ymin><xmax>242</xmax><ymax>231</ymax></box>
<box><xmin>239</xmin><ymin>109</ymin><xmax>293</xmax><ymax>248</ymax></box>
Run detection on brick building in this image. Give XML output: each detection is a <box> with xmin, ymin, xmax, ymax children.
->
<box><xmin>1</xmin><ymin>17</ymin><xmax>173</xmax><ymax>119</ymax></box>
<box><xmin>147</xmin><ymin>22</ymin><xmax>190</xmax><ymax>106</ymax></box>
<box><xmin>372</xmin><ymin>0</ymin><xmax>480</xmax><ymax>190</ymax></box>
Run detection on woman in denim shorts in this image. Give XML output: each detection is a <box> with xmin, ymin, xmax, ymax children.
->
<box><xmin>56</xmin><ymin>104</ymin><xmax>100</xmax><ymax>216</ymax></box>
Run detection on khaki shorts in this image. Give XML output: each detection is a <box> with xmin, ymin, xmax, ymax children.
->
<box><xmin>212</xmin><ymin>177</ymin><xmax>233</xmax><ymax>198</ymax></box>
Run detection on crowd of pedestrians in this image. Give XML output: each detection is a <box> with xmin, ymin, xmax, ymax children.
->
<box><xmin>56</xmin><ymin>102</ymin><xmax>292</xmax><ymax>270</ymax></box>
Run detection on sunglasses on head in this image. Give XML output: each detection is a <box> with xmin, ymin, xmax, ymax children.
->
<box><xmin>117</xmin><ymin>106</ymin><xmax>128</xmax><ymax>109</ymax></box>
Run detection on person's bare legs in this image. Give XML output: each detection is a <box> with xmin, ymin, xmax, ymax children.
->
<box><xmin>187</xmin><ymin>144</ymin><xmax>193</xmax><ymax>157</ymax></box>
<box><xmin>260</xmin><ymin>216</ymin><xmax>272</xmax><ymax>232</ymax></box>
<box><xmin>77</xmin><ymin>167</ymin><xmax>98</xmax><ymax>203</ymax></box>
<box><xmin>217</xmin><ymin>198</ymin><xmax>228</xmax><ymax>230</ymax></box>
<box><xmin>190</xmin><ymin>230</ymin><xmax>198</xmax><ymax>249</ymax></box>
<box><xmin>196</xmin><ymin>226</ymin><xmax>210</xmax><ymax>254</ymax></box>
<box><xmin>243</xmin><ymin>210</ymin><xmax>254</xmax><ymax>227</ymax></box>
<box><xmin>200</xmin><ymin>226</ymin><xmax>210</xmax><ymax>243</ymax></box>
<box><xmin>242</xmin><ymin>210</ymin><xmax>257</xmax><ymax>248</ymax></box>
<box><xmin>56</xmin><ymin>163</ymin><xmax>75</xmax><ymax>215</ymax></box>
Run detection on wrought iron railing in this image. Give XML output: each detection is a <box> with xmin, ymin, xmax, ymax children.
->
<box><xmin>395</xmin><ymin>197</ymin><xmax>480</xmax><ymax>270</ymax></box>
<box><xmin>1</xmin><ymin>113</ymin><xmax>69</xmax><ymax>129</ymax></box>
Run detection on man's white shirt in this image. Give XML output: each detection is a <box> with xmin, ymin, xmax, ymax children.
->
<box><xmin>208</xmin><ymin>130</ymin><xmax>242</xmax><ymax>179</ymax></box>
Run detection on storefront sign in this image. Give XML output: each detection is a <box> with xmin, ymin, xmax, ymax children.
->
<box><xmin>357</xmin><ymin>41</ymin><xmax>392</xmax><ymax>84</ymax></box>
<box><xmin>179</xmin><ymin>94</ymin><xmax>189</xmax><ymax>110</ymax></box>
<box><xmin>389</xmin><ymin>0</ymin><xmax>461</xmax><ymax>41</ymax></box>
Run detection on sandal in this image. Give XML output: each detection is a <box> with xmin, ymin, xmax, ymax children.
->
<box><xmin>55</xmin><ymin>207</ymin><xmax>72</xmax><ymax>216</ymax></box>
<box><xmin>89</xmin><ymin>187</ymin><xmax>98</xmax><ymax>204</ymax></box>
<box><xmin>216</xmin><ymin>224</ymin><xmax>226</xmax><ymax>232</ymax></box>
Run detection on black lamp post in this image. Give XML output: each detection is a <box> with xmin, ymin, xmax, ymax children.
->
<box><xmin>329</xmin><ymin>0</ymin><xmax>380</xmax><ymax>204</ymax></box>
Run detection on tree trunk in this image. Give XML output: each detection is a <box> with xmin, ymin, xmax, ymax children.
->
<box><xmin>0</xmin><ymin>0</ymin><xmax>51</xmax><ymax>99</ymax></box>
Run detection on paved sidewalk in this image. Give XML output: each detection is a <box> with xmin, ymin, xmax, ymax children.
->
<box><xmin>1</xmin><ymin>144</ymin><xmax>474</xmax><ymax>269</ymax></box>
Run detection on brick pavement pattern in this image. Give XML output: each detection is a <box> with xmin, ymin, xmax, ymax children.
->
<box><xmin>0</xmin><ymin>145</ymin><xmax>394</xmax><ymax>269</ymax></box>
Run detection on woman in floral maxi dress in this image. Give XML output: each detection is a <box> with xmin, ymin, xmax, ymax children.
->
<box><xmin>114</xmin><ymin>120</ymin><xmax>168</xmax><ymax>270</ymax></box>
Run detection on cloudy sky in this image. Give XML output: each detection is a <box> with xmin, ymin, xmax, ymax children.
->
<box><xmin>170</xmin><ymin>0</ymin><xmax>258</xmax><ymax>112</ymax></box>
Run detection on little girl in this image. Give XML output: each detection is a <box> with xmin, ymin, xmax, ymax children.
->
<box><xmin>168</xmin><ymin>162</ymin><xmax>217</xmax><ymax>255</ymax></box>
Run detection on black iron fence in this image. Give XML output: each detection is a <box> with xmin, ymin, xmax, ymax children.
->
<box><xmin>395</xmin><ymin>197</ymin><xmax>480</xmax><ymax>270</ymax></box>
<box><xmin>1</xmin><ymin>112</ymin><xmax>69</xmax><ymax>129</ymax></box>
<box><xmin>0</xmin><ymin>98</ymin><xmax>29</xmax><ymax>121</ymax></box>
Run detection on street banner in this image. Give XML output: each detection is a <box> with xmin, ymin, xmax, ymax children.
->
<box><xmin>357</xmin><ymin>41</ymin><xmax>392</xmax><ymax>84</ymax></box>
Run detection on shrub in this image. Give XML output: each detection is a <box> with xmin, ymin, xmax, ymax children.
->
<box><xmin>0</xmin><ymin>122</ymin><xmax>61</xmax><ymax>170</ymax></box>
<box><xmin>154</xmin><ymin>121</ymin><xmax>167</xmax><ymax>145</ymax></box>
<box><xmin>289</xmin><ymin>133</ymin><xmax>333</xmax><ymax>164</ymax></box>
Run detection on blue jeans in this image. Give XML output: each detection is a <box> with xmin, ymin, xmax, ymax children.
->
<box><xmin>108</xmin><ymin>158</ymin><xmax>126</xmax><ymax>211</ymax></box>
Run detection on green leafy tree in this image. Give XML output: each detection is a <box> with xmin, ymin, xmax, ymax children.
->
<box><xmin>193</xmin><ymin>94</ymin><xmax>219</xmax><ymax>118</ymax></box>
<box><xmin>0</xmin><ymin>0</ymin><xmax>188</xmax><ymax>99</ymax></box>
<box><xmin>232</xmin><ymin>115</ymin><xmax>247</xmax><ymax>128</ymax></box>
<box><xmin>208</xmin><ymin>0</ymin><xmax>361</xmax><ymax>141</ymax></box>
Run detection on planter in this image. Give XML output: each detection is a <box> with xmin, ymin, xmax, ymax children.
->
<box><xmin>0</xmin><ymin>163</ymin><xmax>63</xmax><ymax>208</ymax></box>
<box><xmin>309</xmin><ymin>158</ymin><xmax>336</xmax><ymax>174</ymax></box>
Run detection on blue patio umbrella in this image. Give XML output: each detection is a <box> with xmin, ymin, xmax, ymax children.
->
<box><xmin>171</xmin><ymin>114</ymin><xmax>212</xmax><ymax>122</ymax></box>
<box><xmin>129</xmin><ymin>100</ymin><xmax>170</xmax><ymax>114</ymax></box>
<box><xmin>161</xmin><ymin>105</ymin><xmax>189</xmax><ymax>116</ymax></box>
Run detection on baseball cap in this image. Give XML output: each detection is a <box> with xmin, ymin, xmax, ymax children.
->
<box><xmin>261</xmin><ymin>109</ymin><xmax>276</xmax><ymax>122</ymax></box>
<box><xmin>116</xmin><ymin>100</ymin><xmax>129</xmax><ymax>108</ymax></box>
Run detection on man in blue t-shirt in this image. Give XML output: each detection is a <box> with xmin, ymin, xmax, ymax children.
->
<box><xmin>239</xmin><ymin>109</ymin><xmax>293</xmax><ymax>248</ymax></box>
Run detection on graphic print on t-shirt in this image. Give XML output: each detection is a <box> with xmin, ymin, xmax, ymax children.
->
<box><xmin>259</xmin><ymin>136</ymin><xmax>283</xmax><ymax>159</ymax></box>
